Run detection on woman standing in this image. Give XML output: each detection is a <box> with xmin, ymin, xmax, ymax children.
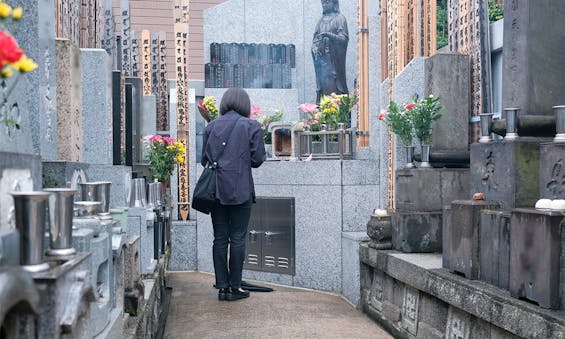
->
<box><xmin>201</xmin><ymin>88</ymin><xmax>266</xmax><ymax>301</ymax></box>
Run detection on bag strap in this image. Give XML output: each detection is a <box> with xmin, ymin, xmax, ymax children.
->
<box><xmin>209</xmin><ymin>117</ymin><xmax>242</xmax><ymax>168</ymax></box>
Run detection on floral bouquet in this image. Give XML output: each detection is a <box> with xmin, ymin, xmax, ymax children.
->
<box><xmin>253</xmin><ymin>105</ymin><xmax>283</xmax><ymax>144</ymax></box>
<box><xmin>318</xmin><ymin>93</ymin><xmax>358</xmax><ymax>126</ymax></box>
<box><xmin>411</xmin><ymin>95</ymin><xmax>442</xmax><ymax>145</ymax></box>
<box><xmin>145</xmin><ymin>135</ymin><xmax>186</xmax><ymax>181</ymax></box>
<box><xmin>298</xmin><ymin>102</ymin><xmax>320</xmax><ymax>130</ymax></box>
<box><xmin>0</xmin><ymin>3</ymin><xmax>38</xmax><ymax>129</ymax></box>
<box><xmin>378</xmin><ymin>101</ymin><xmax>414</xmax><ymax>146</ymax></box>
<box><xmin>197</xmin><ymin>96</ymin><xmax>218</xmax><ymax>122</ymax></box>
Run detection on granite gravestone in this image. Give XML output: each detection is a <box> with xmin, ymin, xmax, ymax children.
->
<box><xmin>502</xmin><ymin>0</ymin><xmax>565</xmax><ymax>116</ymax></box>
<box><xmin>81</xmin><ymin>49</ymin><xmax>113</xmax><ymax>165</ymax></box>
<box><xmin>5</xmin><ymin>0</ymin><xmax>58</xmax><ymax>158</ymax></box>
<box><xmin>56</xmin><ymin>38</ymin><xmax>83</xmax><ymax>162</ymax></box>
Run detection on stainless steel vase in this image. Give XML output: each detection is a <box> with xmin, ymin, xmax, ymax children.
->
<box><xmin>44</xmin><ymin>188</ymin><xmax>77</xmax><ymax>256</ymax></box>
<box><xmin>11</xmin><ymin>192</ymin><xmax>51</xmax><ymax>272</ymax></box>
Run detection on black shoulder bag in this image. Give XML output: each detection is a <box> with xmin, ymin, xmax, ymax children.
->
<box><xmin>191</xmin><ymin>117</ymin><xmax>241</xmax><ymax>214</ymax></box>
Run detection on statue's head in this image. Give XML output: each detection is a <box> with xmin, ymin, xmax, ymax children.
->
<box><xmin>321</xmin><ymin>0</ymin><xmax>339</xmax><ymax>14</ymax></box>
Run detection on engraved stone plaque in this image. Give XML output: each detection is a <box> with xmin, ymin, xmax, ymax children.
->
<box><xmin>401</xmin><ymin>286</ymin><xmax>419</xmax><ymax>335</ymax></box>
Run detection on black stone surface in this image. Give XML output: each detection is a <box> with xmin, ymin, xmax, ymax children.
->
<box><xmin>470</xmin><ymin>139</ymin><xmax>543</xmax><ymax>209</ymax></box>
<box><xmin>479</xmin><ymin>210</ymin><xmax>510</xmax><ymax>290</ymax></box>
<box><xmin>539</xmin><ymin>143</ymin><xmax>565</xmax><ymax>199</ymax></box>
<box><xmin>509</xmin><ymin>208</ymin><xmax>564</xmax><ymax>309</ymax></box>
<box><xmin>445</xmin><ymin>200</ymin><xmax>501</xmax><ymax>279</ymax></box>
<box><xmin>395</xmin><ymin>168</ymin><xmax>470</xmax><ymax>212</ymax></box>
<box><xmin>392</xmin><ymin>211</ymin><xmax>442</xmax><ymax>253</ymax></box>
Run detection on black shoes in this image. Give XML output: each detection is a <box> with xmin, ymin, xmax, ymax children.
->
<box><xmin>218</xmin><ymin>287</ymin><xmax>249</xmax><ymax>301</ymax></box>
<box><xmin>218</xmin><ymin>288</ymin><xmax>229</xmax><ymax>301</ymax></box>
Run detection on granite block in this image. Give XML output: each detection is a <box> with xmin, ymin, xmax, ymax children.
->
<box><xmin>539</xmin><ymin>142</ymin><xmax>565</xmax><ymax>199</ymax></box>
<box><xmin>393</xmin><ymin>57</ymin><xmax>426</xmax><ymax>105</ymax></box>
<box><xmin>501</xmin><ymin>0</ymin><xmax>565</xmax><ymax>117</ymax></box>
<box><xmin>342</xmin><ymin>185</ymin><xmax>379</xmax><ymax>232</ymax></box>
<box><xmin>341</xmin><ymin>232</ymin><xmax>369</xmax><ymax>308</ymax></box>
<box><xmin>341</xmin><ymin>160</ymin><xmax>379</xmax><ymax>185</ymax></box>
<box><xmin>470</xmin><ymin>139</ymin><xmax>542</xmax><ymax>209</ymax></box>
<box><xmin>128</xmin><ymin>207</ymin><xmax>156</xmax><ymax>275</ymax></box>
<box><xmin>7</xmin><ymin>0</ymin><xmax>58</xmax><ymax>158</ymax></box>
<box><xmin>168</xmin><ymin>220</ymin><xmax>197</xmax><ymax>271</ymax></box>
<box><xmin>396</xmin><ymin>168</ymin><xmax>470</xmax><ymax>212</ymax></box>
<box><xmin>0</xmin><ymin>152</ymin><xmax>40</xmax><ymax>234</ymax></box>
<box><xmin>509</xmin><ymin>208</ymin><xmax>563</xmax><ymax>309</ymax></box>
<box><xmin>251</xmin><ymin>160</ymin><xmax>341</xmax><ymax>186</ymax></box>
<box><xmin>81</xmin><ymin>48</ymin><xmax>113</xmax><ymax>165</ymax></box>
<box><xmin>198</xmin><ymin>184</ymin><xmax>342</xmax><ymax>292</ymax></box>
<box><xmin>42</xmin><ymin>161</ymin><xmax>132</xmax><ymax>208</ymax></box>
<box><xmin>56</xmin><ymin>38</ymin><xmax>83</xmax><ymax>162</ymax></box>
<box><xmin>447</xmin><ymin>200</ymin><xmax>501</xmax><ymax>279</ymax></box>
<box><xmin>424</xmin><ymin>53</ymin><xmax>470</xmax><ymax>151</ymax></box>
<box><xmin>392</xmin><ymin>210</ymin><xmax>442</xmax><ymax>253</ymax></box>
<box><xmin>479</xmin><ymin>210</ymin><xmax>510</xmax><ymax>290</ymax></box>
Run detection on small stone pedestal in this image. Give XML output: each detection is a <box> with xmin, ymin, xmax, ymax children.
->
<box><xmin>470</xmin><ymin>139</ymin><xmax>543</xmax><ymax>209</ymax></box>
<box><xmin>366</xmin><ymin>215</ymin><xmax>392</xmax><ymax>250</ymax></box>
<box><xmin>444</xmin><ymin>200</ymin><xmax>501</xmax><ymax>279</ymax></box>
<box><xmin>509</xmin><ymin>208</ymin><xmax>564</xmax><ymax>309</ymax></box>
<box><xmin>128</xmin><ymin>207</ymin><xmax>157</xmax><ymax>274</ymax></box>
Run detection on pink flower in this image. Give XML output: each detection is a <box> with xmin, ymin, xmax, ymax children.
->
<box><xmin>405</xmin><ymin>103</ymin><xmax>415</xmax><ymax>110</ymax></box>
<box><xmin>250</xmin><ymin>104</ymin><xmax>264</xmax><ymax>120</ymax></box>
<box><xmin>298</xmin><ymin>103</ymin><xmax>318</xmax><ymax>114</ymax></box>
<box><xmin>149</xmin><ymin>135</ymin><xmax>162</xmax><ymax>143</ymax></box>
<box><xmin>378</xmin><ymin>112</ymin><xmax>386</xmax><ymax>120</ymax></box>
<box><xmin>197</xmin><ymin>98</ymin><xmax>205</xmax><ymax>111</ymax></box>
<box><xmin>163</xmin><ymin>136</ymin><xmax>174</xmax><ymax>145</ymax></box>
<box><xmin>331</xmin><ymin>98</ymin><xmax>341</xmax><ymax>105</ymax></box>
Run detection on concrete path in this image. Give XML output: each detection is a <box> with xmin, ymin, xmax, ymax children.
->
<box><xmin>163</xmin><ymin>272</ymin><xmax>392</xmax><ymax>338</ymax></box>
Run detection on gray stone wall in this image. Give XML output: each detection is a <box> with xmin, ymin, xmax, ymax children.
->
<box><xmin>360</xmin><ymin>245</ymin><xmax>565</xmax><ymax>338</ymax></box>
<box><xmin>193</xmin><ymin>160</ymin><xmax>378</xmax><ymax>294</ymax></box>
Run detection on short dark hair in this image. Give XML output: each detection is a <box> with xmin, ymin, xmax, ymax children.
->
<box><xmin>219</xmin><ymin>88</ymin><xmax>251</xmax><ymax>117</ymax></box>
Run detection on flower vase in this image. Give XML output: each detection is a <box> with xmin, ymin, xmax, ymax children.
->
<box><xmin>404</xmin><ymin>146</ymin><xmax>415</xmax><ymax>169</ymax></box>
<box><xmin>420</xmin><ymin>145</ymin><xmax>431</xmax><ymax>168</ymax></box>
<box><xmin>160</xmin><ymin>179</ymin><xmax>170</xmax><ymax>205</ymax></box>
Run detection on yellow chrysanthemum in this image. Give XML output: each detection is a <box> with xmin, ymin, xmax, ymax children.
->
<box><xmin>0</xmin><ymin>3</ymin><xmax>12</xmax><ymax>18</ymax></box>
<box><xmin>0</xmin><ymin>67</ymin><xmax>12</xmax><ymax>78</ymax></box>
<box><xmin>177</xmin><ymin>155</ymin><xmax>184</xmax><ymax>163</ymax></box>
<box><xmin>11</xmin><ymin>7</ymin><xmax>22</xmax><ymax>20</ymax></box>
<box><xmin>12</xmin><ymin>55</ymin><xmax>38</xmax><ymax>73</ymax></box>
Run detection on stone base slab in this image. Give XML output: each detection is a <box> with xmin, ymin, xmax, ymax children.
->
<box><xmin>360</xmin><ymin>244</ymin><xmax>565</xmax><ymax>338</ymax></box>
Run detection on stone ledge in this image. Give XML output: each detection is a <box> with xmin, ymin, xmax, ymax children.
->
<box><xmin>360</xmin><ymin>244</ymin><xmax>565</xmax><ymax>338</ymax></box>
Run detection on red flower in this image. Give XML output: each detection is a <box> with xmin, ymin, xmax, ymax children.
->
<box><xmin>0</xmin><ymin>30</ymin><xmax>23</xmax><ymax>65</ymax></box>
<box><xmin>405</xmin><ymin>103</ymin><xmax>415</xmax><ymax>110</ymax></box>
<box><xmin>378</xmin><ymin>112</ymin><xmax>386</xmax><ymax>120</ymax></box>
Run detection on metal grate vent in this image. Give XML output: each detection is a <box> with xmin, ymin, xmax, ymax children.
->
<box><xmin>244</xmin><ymin>197</ymin><xmax>295</xmax><ymax>275</ymax></box>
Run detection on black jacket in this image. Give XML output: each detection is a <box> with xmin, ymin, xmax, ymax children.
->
<box><xmin>201</xmin><ymin>111</ymin><xmax>266</xmax><ymax>205</ymax></box>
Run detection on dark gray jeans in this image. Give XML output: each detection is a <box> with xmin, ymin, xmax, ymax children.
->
<box><xmin>211</xmin><ymin>202</ymin><xmax>252</xmax><ymax>289</ymax></box>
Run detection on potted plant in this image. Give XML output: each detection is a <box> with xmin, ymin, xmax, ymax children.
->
<box><xmin>145</xmin><ymin>134</ymin><xmax>186</xmax><ymax>187</ymax></box>
<box><xmin>378</xmin><ymin>101</ymin><xmax>415</xmax><ymax>168</ymax></box>
<box><xmin>411</xmin><ymin>95</ymin><xmax>442</xmax><ymax>167</ymax></box>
